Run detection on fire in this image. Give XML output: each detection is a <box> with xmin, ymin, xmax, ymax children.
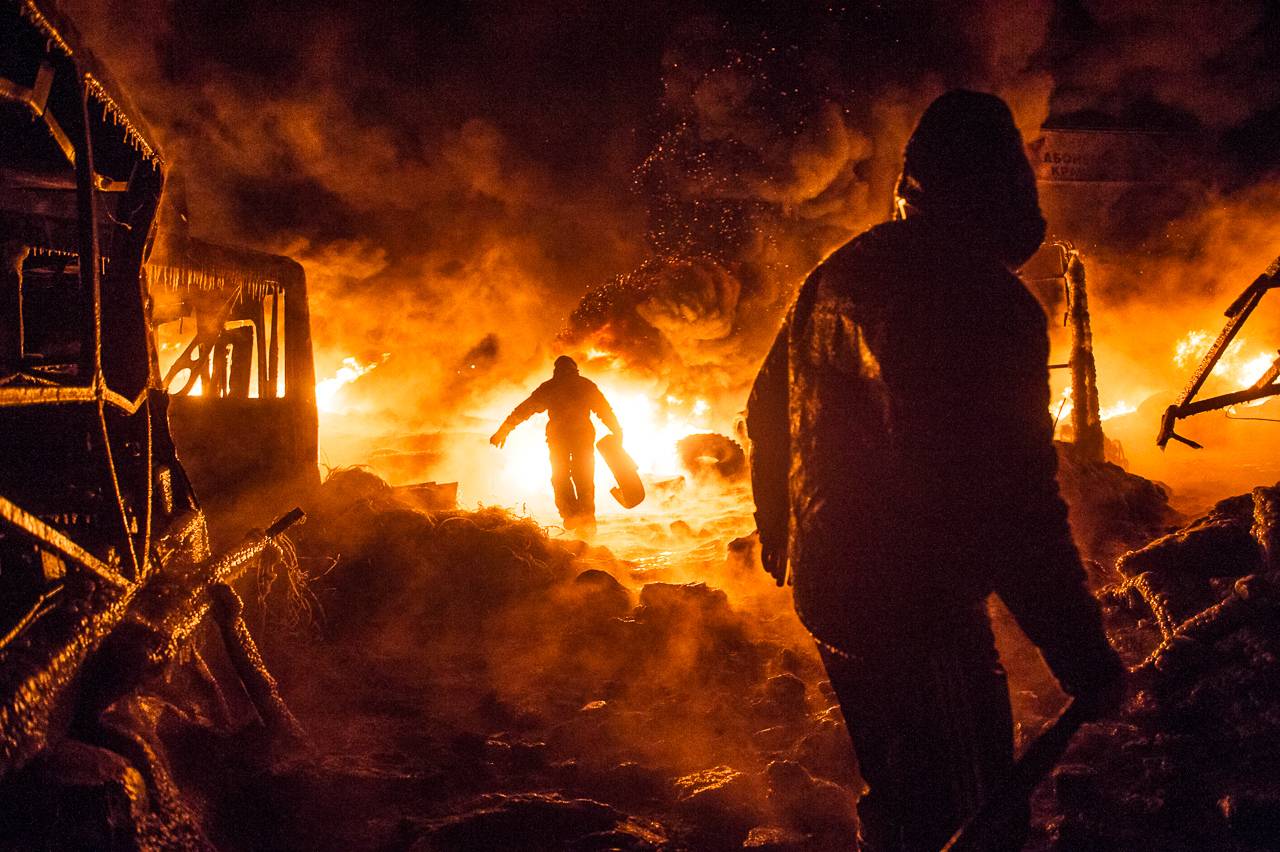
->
<box><xmin>1099</xmin><ymin>400</ymin><xmax>1137</xmax><ymax>421</ymax></box>
<box><xmin>316</xmin><ymin>353</ymin><xmax>390</xmax><ymax>413</ymax></box>
<box><xmin>1172</xmin><ymin>330</ymin><xmax>1277</xmax><ymax>402</ymax></box>
<box><xmin>1235</xmin><ymin>353</ymin><xmax>1278</xmax><ymax>389</ymax></box>
<box><xmin>1051</xmin><ymin>385</ymin><xmax>1137</xmax><ymax>432</ymax></box>
<box><xmin>1173</xmin><ymin>330</ymin><xmax>1213</xmax><ymax>369</ymax></box>
<box><xmin>478</xmin><ymin>374</ymin><xmax>717</xmax><ymax>522</ymax></box>
<box><xmin>600</xmin><ymin>384</ymin><xmax>712</xmax><ymax>475</ymax></box>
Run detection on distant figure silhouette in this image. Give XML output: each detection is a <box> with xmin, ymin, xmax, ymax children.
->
<box><xmin>491</xmin><ymin>356</ymin><xmax>621</xmax><ymax>531</ymax></box>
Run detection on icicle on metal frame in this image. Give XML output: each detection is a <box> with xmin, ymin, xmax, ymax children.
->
<box><xmin>82</xmin><ymin>74</ymin><xmax>162</xmax><ymax>167</ymax></box>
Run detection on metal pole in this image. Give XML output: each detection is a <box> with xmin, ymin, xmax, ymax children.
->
<box><xmin>72</xmin><ymin>69</ymin><xmax>101</xmax><ymax>381</ymax></box>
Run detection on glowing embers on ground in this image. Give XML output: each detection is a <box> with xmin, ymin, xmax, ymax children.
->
<box><xmin>479</xmin><ymin>376</ymin><xmax>718</xmax><ymax>523</ymax></box>
<box><xmin>316</xmin><ymin>353</ymin><xmax>390</xmax><ymax>414</ymax></box>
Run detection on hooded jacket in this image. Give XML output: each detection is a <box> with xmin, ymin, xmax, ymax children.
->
<box><xmin>746</xmin><ymin>91</ymin><xmax>1118</xmax><ymax>694</ymax></box>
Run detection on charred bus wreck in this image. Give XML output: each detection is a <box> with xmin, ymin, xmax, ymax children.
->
<box><xmin>147</xmin><ymin>228</ymin><xmax>320</xmax><ymax>530</ymax></box>
<box><xmin>0</xmin><ymin>1</ymin><xmax>304</xmax><ymax>845</ymax></box>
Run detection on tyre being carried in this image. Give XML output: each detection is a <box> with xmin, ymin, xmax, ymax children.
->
<box><xmin>597</xmin><ymin>433</ymin><xmax>645</xmax><ymax>509</ymax></box>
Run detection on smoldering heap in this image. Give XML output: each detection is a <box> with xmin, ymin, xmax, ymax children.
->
<box><xmin>176</xmin><ymin>462</ymin><xmax>1270</xmax><ymax>852</ymax></box>
<box><xmin>9</xmin><ymin>460</ymin><xmax>1280</xmax><ymax>849</ymax></box>
<box><xmin>1041</xmin><ymin>483</ymin><xmax>1280</xmax><ymax>851</ymax></box>
<box><xmin>253</xmin><ymin>468</ymin><xmax>859</xmax><ymax>851</ymax></box>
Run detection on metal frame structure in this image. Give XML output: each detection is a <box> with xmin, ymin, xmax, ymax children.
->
<box><xmin>0</xmin><ymin>7</ymin><xmax>309</xmax><ymax>817</ymax></box>
<box><xmin>0</xmin><ymin>0</ymin><xmax>202</xmax><ymax>780</ymax></box>
<box><xmin>145</xmin><ymin>236</ymin><xmax>320</xmax><ymax>517</ymax></box>
<box><xmin>1157</xmin><ymin>255</ymin><xmax>1280</xmax><ymax>449</ymax></box>
<box><xmin>0</xmin><ymin>0</ymin><xmax>179</xmax><ymax>580</ymax></box>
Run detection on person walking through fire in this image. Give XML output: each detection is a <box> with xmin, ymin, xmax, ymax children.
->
<box><xmin>491</xmin><ymin>355</ymin><xmax>622</xmax><ymax>532</ymax></box>
<box><xmin>746</xmin><ymin>90</ymin><xmax>1125</xmax><ymax>852</ymax></box>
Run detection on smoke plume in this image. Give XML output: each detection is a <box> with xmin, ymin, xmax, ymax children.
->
<box><xmin>60</xmin><ymin>0</ymin><xmax>1280</xmax><ymax>498</ymax></box>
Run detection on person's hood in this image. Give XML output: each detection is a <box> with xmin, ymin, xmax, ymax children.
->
<box><xmin>553</xmin><ymin>355</ymin><xmax>579</xmax><ymax>378</ymax></box>
<box><xmin>893</xmin><ymin>90</ymin><xmax>1046</xmax><ymax>270</ymax></box>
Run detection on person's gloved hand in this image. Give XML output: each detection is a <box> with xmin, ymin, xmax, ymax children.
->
<box><xmin>759</xmin><ymin>534</ymin><xmax>787</xmax><ymax>587</ymax></box>
<box><xmin>489</xmin><ymin>428</ymin><xmax>508</xmax><ymax>449</ymax></box>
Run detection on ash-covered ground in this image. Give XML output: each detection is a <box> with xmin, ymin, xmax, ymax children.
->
<box><xmin>210</xmin><ymin>461</ymin><xmax>1280</xmax><ymax>852</ymax></box>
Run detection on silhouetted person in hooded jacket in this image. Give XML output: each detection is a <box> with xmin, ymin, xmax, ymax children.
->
<box><xmin>746</xmin><ymin>91</ymin><xmax>1125</xmax><ymax>852</ymax></box>
<box><xmin>491</xmin><ymin>356</ymin><xmax>621</xmax><ymax>531</ymax></box>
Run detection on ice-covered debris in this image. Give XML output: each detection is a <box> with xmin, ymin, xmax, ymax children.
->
<box><xmin>673</xmin><ymin>765</ymin><xmax>767</xmax><ymax>837</ymax></box>
<box><xmin>279</xmin><ymin>469</ymin><xmax>859</xmax><ymax>849</ymax></box>
<box><xmin>742</xmin><ymin>825</ymin><xmax>808</xmax><ymax>849</ymax></box>
<box><xmin>1033</xmin><ymin>482</ymin><xmax>1280</xmax><ymax>849</ymax></box>
<box><xmin>1117</xmin><ymin>493</ymin><xmax>1261</xmax><ymax>583</ymax></box>
<box><xmin>1103</xmin><ymin>483</ymin><xmax>1280</xmax><ymax>672</ymax></box>
<box><xmin>301</xmin><ymin>468</ymin><xmax>591</xmax><ymax>633</ymax></box>
<box><xmin>569</xmin><ymin>569</ymin><xmax>634</xmax><ymax>619</ymax></box>
<box><xmin>764</xmin><ymin>759</ymin><xmax>857</xmax><ymax>832</ymax></box>
<box><xmin>410</xmin><ymin>792</ymin><xmax>668</xmax><ymax>851</ymax></box>
<box><xmin>1054</xmin><ymin>450</ymin><xmax>1183</xmax><ymax>570</ymax></box>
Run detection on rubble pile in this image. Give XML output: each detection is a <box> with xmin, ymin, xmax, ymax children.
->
<box><xmin>1054</xmin><ymin>448</ymin><xmax>1183</xmax><ymax>572</ymax></box>
<box><xmin>1027</xmin><ymin>483</ymin><xmax>1280</xmax><ymax>851</ymax></box>
<box><xmin>295</xmin><ymin>468</ymin><xmax>584</xmax><ymax>636</ymax></box>
<box><xmin>248</xmin><ymin>469</ymin><xmax>858</xmax><ymax>851</ymax></box>
<box><xmin>227</xmin><ymin>468</ymin><xmax>1280</xmax><ymax>851</ymax></box>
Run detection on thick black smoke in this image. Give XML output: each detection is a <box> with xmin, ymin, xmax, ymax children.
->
<box><xmin>62</xmin><ymin>0</ymin><xmax>1280</xmax><ymax>445</ymax></box>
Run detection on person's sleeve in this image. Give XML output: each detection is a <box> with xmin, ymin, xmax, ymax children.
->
<box><xmin>591</xmin><ymin>387</ymin><xmax>622</xmax><ymax>435</ymax></box>
<box><xmin>746</xmin><ymin>321</ymin><xmax>791</xmax><ymax>558</ymax></box>
<box><xmin>500</xmin><ymin>385</ymin><xmax>547</xmax><ymax>432</ymax></box>
<box><xmin>994</xmin><ymin>518</ymin><xmax>1124</xmax><ymax>702</ymax></box>
<box><xmin>992</xmin><ymin>297</ymin><xmax>1124</xmax><ymax>702</ymax></box>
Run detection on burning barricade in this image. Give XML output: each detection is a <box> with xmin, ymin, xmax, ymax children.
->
<box><xmin>4</xmin><ymin>1</ymin><xmax>1280</xmax><ymax>849</ymax></box>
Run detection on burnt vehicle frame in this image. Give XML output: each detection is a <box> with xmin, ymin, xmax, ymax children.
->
<box><xmin>146</xmin><ymin>228</ymin><xmax>320</xmax><ymax>527</ymax></box>
<box><xmin>0</xmin><ymin>1</ymin><xmax>305</xmax><ymax>836</ymax></box>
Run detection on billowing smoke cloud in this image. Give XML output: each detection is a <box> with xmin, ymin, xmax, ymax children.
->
<box><xmin>564</xmin><ymin>1</ymin><xmax>1279</xmax><ymax>393</ymax></box>
<box><xmin>1047</xmin><ymin>1</ymin><xmax>1280</xmax><ymax>137</ymax></box>
<box><xmin>62</xmin><ymin>0</ymin><xmax>656</xmax><ymax>435</ymax></box>
<box><xmin>61</xmin><ymin>0</ymin><xmax>1280</xmax><ymax>486</ymax></box>
<box><xmin>560</xmin><ymin>1</ymin><xmax>1062</xmax><ymax>393</ymax></box>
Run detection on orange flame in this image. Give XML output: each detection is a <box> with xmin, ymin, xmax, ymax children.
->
<box><xmin>473</xmin><ymin>373</ymin><xmax>718</xmax><ymax>523</ymax></box>
<box><xmin>1172</xmin><ymin>330</ymin><xmax>1276</xmax><ymax>406</ymax></box>
<box><xmin>316</xmin><ymin>353</ymin><xmax>390</xmax><ymax>414</ymax></box>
